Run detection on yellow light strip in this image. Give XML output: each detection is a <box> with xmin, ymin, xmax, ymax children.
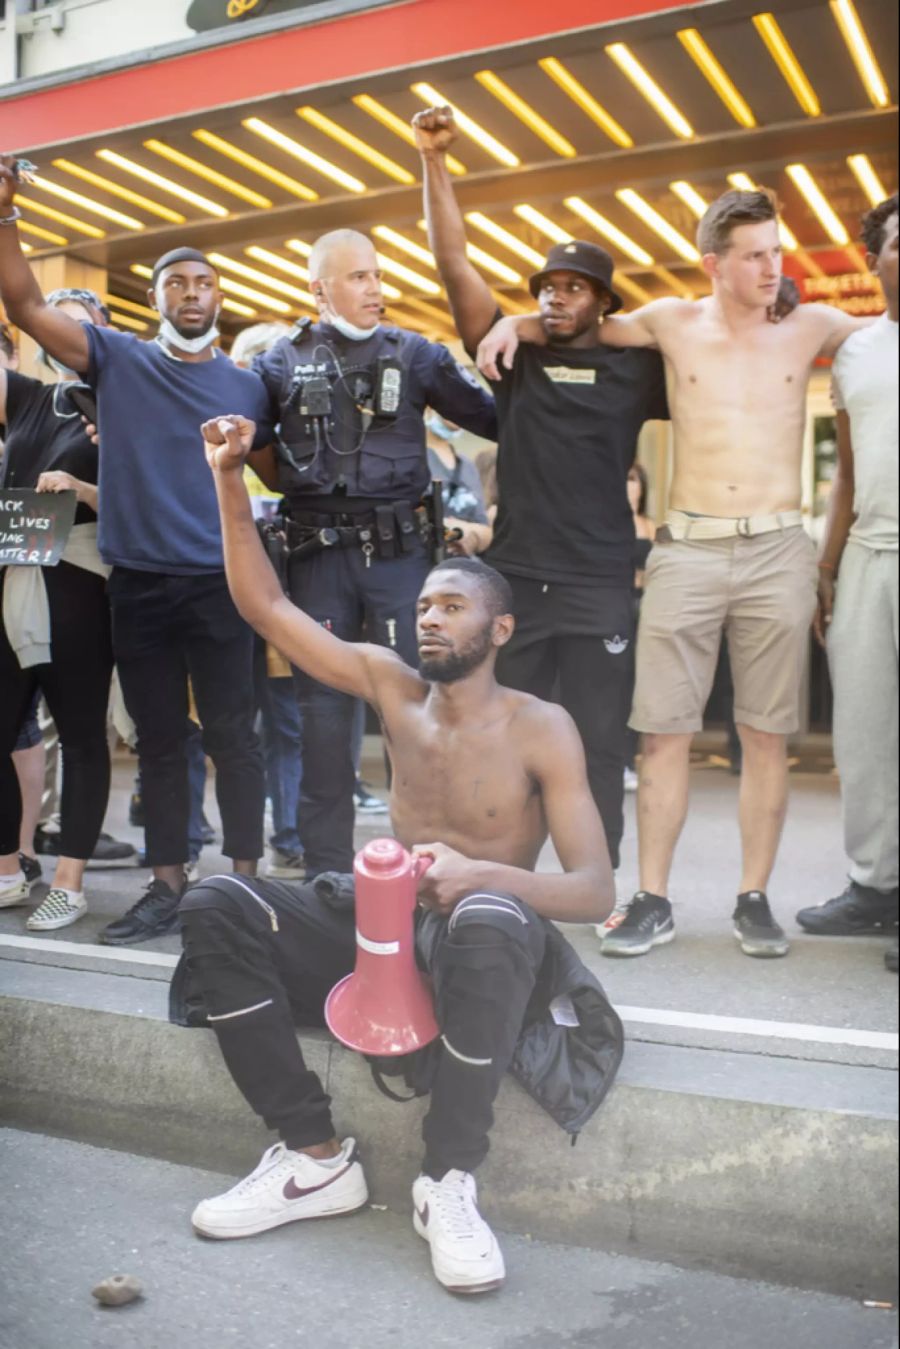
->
<box><xmin>106</xmin><ymin>295</ymin><xmax>157</xmax><ymax>319</ymax></box>
<box><xmin>143</xmin><ymin>140</ymin><xmax>273</xmax><ymax>209</ymax></box>
<box><xmin>383</xmin><ymin>306</ymin><xmax>435</xmax><ymax>336</ymax></box>
<box><xmin>54</xmin><ymin>159</ymin><xmax>186</xmax><ymax>223</ymax></box>
<box><xmin>245</xmin><ymin>246</ymin><xmax>310</xmax><ymax>282</ymax></box>
<box><xmin>786</xmin><ymin>164</ymin><xmax>849</xmax><ymax>245</ymax></box>
<box><xmin>18</xmin><ymin>219</ymin><xmax>69</xmax><ymax>246</ymax></box>
<box><xmin>830</xmin><ymin>0</ymin><xmax>890</xmax><ymax>109</ymax></box>
<box><xmin>726</xmin><ymin>171</ymin><xmax>802</xmax><ymax>251</ymax></box>
<box><xmin>372</xmin><ymin>225</ymin><xmax>437</xmax><ymax>269</ymax></box>
<box><xmin>208</xmin><ymin>252</ymin><xmax>316</xmax><ymax>307</ymax></box>
<box><xmin>297</xmin><ymin>107</ymin><xmax>415</xmax><ymax>185</ymax></box>
<box><xmin>605</xmin><ymin>43</ymin><xmax>695</xmax><ymax>140</ymax></box>
<box><xmin>400</xmin><ymin>295</ymin><xmax>455</xmax><ymax>329</ymax></box>
<box><xmin>130</xmin><ymin>264</ymin><xmax>153</xmax><ymax>280</ymax></box>
<box><xmin>17</xmin><ymin>194</ymin><xmax>106</xmax><ymax>239</ymax></box>
<box><xmin>352</xmin><ymin>94</ymin><xmax>468</xmax><ymax>175</ymax></box>
<box><xmin>474</xmin><ymin>70</ymin><xmax>577</xmax><ymax>158</ymax></box>
<box><xmin>22</xmin><ymin>242</ymin><xmax>33</xmax><ymax>254</ymax></box>
<box><xmin>465</xmin><ymin>212</ymin><xmax>546</xmax><ymax>268</ymax></box>
<box><xmin>847</xmin><ymin>154</ymin><xmax>888</xmax><ymax>207</ymax></box>
<box><xmin>223</xmin><ymin>299</ymin><xmax>259</xmax><ymax>318</ymax></box>
<box><xmin>243</xmin><ymin>118</ymin><xmax>366</xmax><ymax>194</ymax></box>
<box><xmin>97</xmin><ymin>150</ymin><xmax>229</xmax><ymax>217</ymax></box>
<box><xmin>30</xmin><ymin>177</ymin><xmax>144</xmax><ymax>231</ymax></box>
<box><xmin>218</xmin><ymin>276</ymin><xmax>293</xmax><ymax>314</ymax></box>
<box><xmin>669</xmin><ymin>180</ymin><xmax>710</xmax><ymax>218</ymax></box>
<box><xmin>616</xmin><ymin>189</ymin><xmax>701</xmax><ymax>262</ymax></box>
<box><xmin>564</xmin><ymin>197</ymin><xmax>655</xmax><ymax>266</ymax></box>
<box><xmin>465</xmin><ymin>244</ymin><xmax>522</xmax><ymax>284</ymax></box>
<box><xmin>844</xmin><ymin>243</ymin><xmax>868</xmax><ymax>270</ymax></box>
<box><xmin>752</xmin><ymin>14</ymin><xmax>821</xmax><ymax>116</ymax></box>
<box><xmin>109</xmin><ymin>310</ymin><xmax>150</xmax><ymax>333</ymax></box>
<box><xmin>676</xmin><ymin>29</ymin><xmax>757</xmax><ymax>129</ymax></box>
<box><xmin>192</xmin><ymin>130</ymin><xmax>319</xmax><ymax>201</ymax></box>
<box><xmin>411</xmin><ymin>82</ymin><xmax>521</xmax><ymax>168</ymax></box>
<box><xmin>538</xmin><ymin>57</ymin><xmax>633</xmax><ymax>148</ymax></box>
<box><xmin>614</xmin><ymin>272</ymin><xmax>654</xmax><ymax>305</ymax></box>
<box><xmin>375</xmin><ymin>252</ymin><xmax>442</xmax><ymax>297</ymax></box>
<box><xmin>513</xmin><ymin>204</ymin><xmax>573</xmax><ymax>245</ymax></box>
<box><xmin>654</xmin><ymin>266</ymin><xmax>695</xmax><ymax>299</ymax></box>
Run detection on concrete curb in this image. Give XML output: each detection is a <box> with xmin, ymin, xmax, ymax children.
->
<box><xmin>0</xmin><ymin>970</ymin><xmax>897</xmax><ymax>1301</ymax></box>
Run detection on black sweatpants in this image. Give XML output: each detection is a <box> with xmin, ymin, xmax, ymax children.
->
<box><xmin>497</xmin><ymin>575</ymin><xmax>635</xmax><ymax>869</ymax></box>
<box><xmin>288</xmin><ymin>539</ymin><xmax>430</xmax><ymax>877</ymax></box>
<box><xmin>109</xmin><ymin>568</ymin><xmax>264</xmax><ymax>867</ymax></box>
<box><xmin>179</xmin><ymin>876</ymin><xmax>547</xmax><ymax>1178</ymax></box>
<box><xmin>0</xmin><ymin>562</ymin><xmax>113</xmax><ymax>859</ymax></box>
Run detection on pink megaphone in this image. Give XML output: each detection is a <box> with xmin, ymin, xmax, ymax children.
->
<box><xmin>325</xmin><ymin>838</ymin><xmax>440</xmax><ymax>1057</ymax></box>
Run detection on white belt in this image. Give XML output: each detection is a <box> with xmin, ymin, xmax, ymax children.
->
<box><xmin>666</xmin><ymin>509</ymin><xmax>804</xmax><ymax>541</ymax></box>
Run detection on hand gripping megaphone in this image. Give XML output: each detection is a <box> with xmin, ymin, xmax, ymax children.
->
<box><xmin>325</xmin><ymin>838</ymin><xmax>440</xmax><ymax>1057</ymax></box>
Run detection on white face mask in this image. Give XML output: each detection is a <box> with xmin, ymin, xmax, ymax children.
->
<box><xmin>316</xmin><ymin>281</ymin><xmax>381</xmax><ymax>342</ymax></box>
<box><xmin>426</xmin><ymin>413</ymin><xmax>464</xmax><ymax>443</ymax></box>
<box><xmin>157</xmin><ymin>316</ymin><xmax>220</xmax><ymax>356</ymax></box>
<box><xmin>47</xmin><ymin>355</ymin><xmax>81</xmax><ymax>380</ymax></box>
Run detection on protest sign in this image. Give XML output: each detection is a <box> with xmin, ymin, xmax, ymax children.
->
<box><xmin>0</xmin><ymin>490</ymin><xmax>77</xmax><ymax>567</ymax></box>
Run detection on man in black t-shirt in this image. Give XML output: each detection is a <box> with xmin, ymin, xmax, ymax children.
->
<box><xmin>416</xmin><ymin>108</ymin><xmax>667</xmax><ymax>868</ymax></box>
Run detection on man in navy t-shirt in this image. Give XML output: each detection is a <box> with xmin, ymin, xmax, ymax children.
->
<box><xmin>0</xmin><ymin>159</ymin><xmax>273</xmax><ymax>944</ymax></box>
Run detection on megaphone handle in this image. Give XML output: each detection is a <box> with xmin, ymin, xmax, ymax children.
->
<box><xmin>414</xmin><ymin>854</ymin><xmax>434</xmax><ymax>881</ymax></box>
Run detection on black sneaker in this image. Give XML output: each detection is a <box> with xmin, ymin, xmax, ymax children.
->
<box><xmin>354</xmin><ymin>781</ymin><xmax>388</xmax><ymax>815</ymax></box>
<box><xmin>601</xmin><ymin>892</ymin><xmax>675</xmax><ymax>958</ymax></box>
<box><xmin>733</xmin><ymin>892</ymin><xmax>789</xmax><ymax>958</ymax></box>
<box><xmin>86</xmin><ymin>832</ymin><xmax>139</xmax><ymax>871</ymax></box>
<box><xmin>18</xmin><ymin>853</ymin><xmax>42</xmax><ymax>886</ymax></box>
<box><xmin>99</xmin><ymin>879</ymin><xmax>183</xmax><ymax>946</ymax></box>
<box><xmin>796</xmin><ymin>883</ymin><xmax>899</xmax><ymax>937</ymax></box>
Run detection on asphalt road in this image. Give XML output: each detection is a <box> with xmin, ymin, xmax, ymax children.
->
<box><xmin>0</xmin><ymin>1129</ymin><xmax>896</xmax><ymax>1349</ymax></box>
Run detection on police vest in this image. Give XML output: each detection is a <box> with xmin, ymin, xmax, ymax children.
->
<box><xmin>267</xmin><ymin>324</ymin><xmax>432</xmax><ymax>503</ymax></box>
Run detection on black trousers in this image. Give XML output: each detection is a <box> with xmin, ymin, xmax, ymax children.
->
<box><xmin>108</xmin><ymin>568</ymin><xmax>264</xmax><ymax>867</ymax></box>
<box><xmin>0</xmin><ymin>563</ymin><xmax>113</xmax><ymax>859</ymax></box>
<box><xmin>287</xmin><ymin>540</ymin><xmax>430</xmax><ymax>877</ymax></box>
<box><xmin>179</xmin><ymin>876</ymin><xmax>547</xmax><ymax>1178</ymax></box>
<box><xmin>497</xmin><ymin>575</ymin><xmax>635</xmax><ymax>870</ymax></box>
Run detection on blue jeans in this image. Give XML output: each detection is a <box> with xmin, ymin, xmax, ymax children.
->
<box><xmin>255</xmin><ymin>650</ymin><xmax>303</xmax><ymax>856</ymax></box>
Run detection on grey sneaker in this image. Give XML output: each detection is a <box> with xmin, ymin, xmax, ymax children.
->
<box><xmin>268</xmin><ymin>850</ymin><xmax>306</xmax><ymax>880</ymax></box>
<box><xmin>601</xmin><ymin>892</ymin><xmax>675</xmax><ymax>958</ymax></box>
<box><xmin>733</xmin><ymin>892</ymin><xmax>789</xmax><ymax>958</ymax></box>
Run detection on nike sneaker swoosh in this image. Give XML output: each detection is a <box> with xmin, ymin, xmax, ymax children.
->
<box><xmin>282</xmin><ymin>1163</ymin><xmax>351</xmax><ymax>1201</ymax></box>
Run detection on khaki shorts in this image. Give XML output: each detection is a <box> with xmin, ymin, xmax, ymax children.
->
<box><xmin>630</xmin><ymin>526</ymin><xmax>818</xmax><ymax>736</ymax></box>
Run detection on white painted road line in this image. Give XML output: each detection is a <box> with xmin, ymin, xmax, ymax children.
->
<box><xmin>0</xmin><ymin>933</ymin><xmax>179</xmax><ymax>968</ymax></box>
<box><xmin>618</xmin><ymin>1005</ymin><xmax>899</xmax><ymax>1052</ymax></box>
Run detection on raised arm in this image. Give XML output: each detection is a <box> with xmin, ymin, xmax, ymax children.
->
<box><xmin>810</xmin><ymin>304</ymin><xmax>875</xmax><ymax>360</ymax></box>
<box><xmin>204</xmin><ymin>416</ymin><xmax>416</xmax><ymax>706</ymax></box>
<box><xmin>0</xmin><ymin>157</ymin><xmax>91</xmax><ymax>373</ymax></box>
<box><xmin>414</xmin><ymin>109</ymin><xmax>498</xmax><ymax>354</ymax></box>
<box><xmin>415</xmin><ymin>705</ymin><xmax>614</xmax><ymax>924</ymax></box>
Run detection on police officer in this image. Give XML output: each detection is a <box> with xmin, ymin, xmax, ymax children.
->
<box><xmin>255</xmin><ymin>229</ymin><xmax>497</xmax><ymax>877</ymax></box>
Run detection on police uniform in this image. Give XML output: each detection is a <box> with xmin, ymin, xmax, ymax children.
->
<box><xmin>256</xmin><ymin>320</ymin><xmax>497</xmax><ymax>877</ymax></box>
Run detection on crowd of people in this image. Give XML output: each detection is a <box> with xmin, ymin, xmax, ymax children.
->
<box><xmin>0</xmin><ymin>127</ymin><xmax>896</xmax><ymax>1295</ymax></box>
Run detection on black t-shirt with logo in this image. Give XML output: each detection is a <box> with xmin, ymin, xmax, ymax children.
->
<box><xmin>1</xmin><ymin>372</ymin><xmax>99</xmax><ymax>524</ymax></box>
<box><xmin>488</xmin><ymin>338</ymin><xmax>668</xmax><ymax>587</ymax></box>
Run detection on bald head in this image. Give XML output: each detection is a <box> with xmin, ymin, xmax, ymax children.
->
<box><xmin>308</xmin><ymin>229</ymin><xmax>385</xmax><ymax>333</ymax></box>
<box><xmin>309</xmin><ymin>230</ymin><xmax>377</xmax><ymax>283</ymax></box>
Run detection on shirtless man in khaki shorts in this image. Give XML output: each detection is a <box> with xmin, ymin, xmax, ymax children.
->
<box><xmin>479</xmin><ymin>188</ymin><xmax>865</xmax><ymax>959</ymax></box>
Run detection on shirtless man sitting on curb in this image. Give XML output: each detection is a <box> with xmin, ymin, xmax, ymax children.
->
<box><xmin>479</xmin><ymin>188</ymin><xmax>865</xmax><ymax>960</ymax></box>
<box><xmin>173</xmin><ymin>414</ymin><xmax>622</xmax><ymax>1296</ymax></box>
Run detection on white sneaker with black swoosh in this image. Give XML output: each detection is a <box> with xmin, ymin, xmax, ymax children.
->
<box><xmin>413</xmin><ymin>1171</ymin><xmax>505</xmax><ymax>1295</ymax></box>
<box><xmin>191</xmin><ymin>1139</ymin><xmax>368</xmax><ymax>1239</ymax></box>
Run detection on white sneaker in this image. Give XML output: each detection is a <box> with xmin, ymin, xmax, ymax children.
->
<box><xmin>26</xmin><ymin>888</ymin><xmax>88</xmax><ymax>931</ymax></box>
<box><xmin>623</xmin><ymin>767</ymin><xmax>639</xmax><ymax>793</ymax></box>
<box><xmin>412</xmin><ymin>1171</ymin><xmax>505</xmax><ymax>1295</ymax></box>
<box><xmin>192</xmin><ymin>1139</ymin><xmax>368</xmax><ymax>1240</ymax></box>
<box><xmin>0</xmin><ymin>870</ymin><xmax>32</xmax><ymax>908</ymax></box>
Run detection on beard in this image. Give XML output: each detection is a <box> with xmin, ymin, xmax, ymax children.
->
<box><xmin>418</xmin><ymin>628</ymin><xmax>494</xmax><ymax>684</ymax></box>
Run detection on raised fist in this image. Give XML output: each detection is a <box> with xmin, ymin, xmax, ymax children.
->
<box><xmin>412</xmin><ymin>107</ymin><xmax>459</xmax><ymax>156</ymax></box>
<box><xmin>0</xmin><ymin>156</ymin><xmax>20</xmax><ymax>214</ymax></box>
